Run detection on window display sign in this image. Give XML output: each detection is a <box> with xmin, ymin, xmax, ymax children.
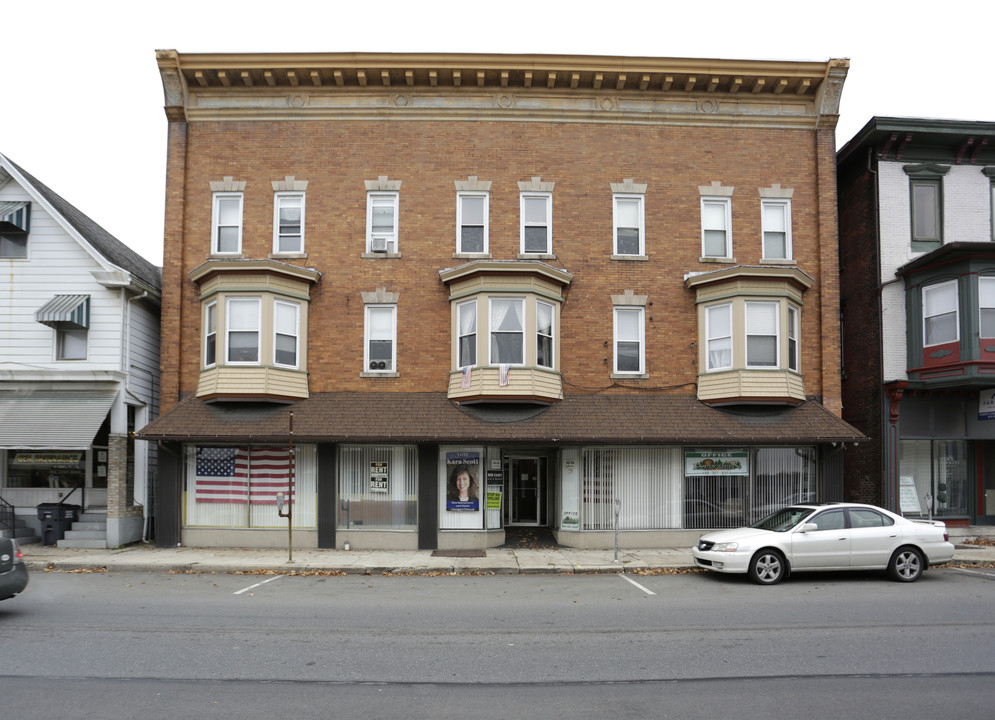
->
<box><xmin>685</xmin><ymin>451</ymin><xmax>749</xmax><ymax>476</ymax></box>
<box><xmin>369</xmin><ymin>461</ymin><xmax>389</xmax><ymax>493</ymax></box>
<box><xmin>446</xmin><ymin>451</ymin><xmax>480</xmax><ymax>511</ymax></box>
<box><xmin>980</xmin><ymin>389</ymin><xmax>995</xmax><ymax>420</ymax></box>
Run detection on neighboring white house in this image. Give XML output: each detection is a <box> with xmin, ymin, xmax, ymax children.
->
<box><xmin>0</xmin><ymin>152</ymin><xmax>161</xmax><ymax>547</ymax></box>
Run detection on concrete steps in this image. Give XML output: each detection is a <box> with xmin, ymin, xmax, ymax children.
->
<box><xmin>1</xmin><ymin>516</ymin><xmax>41</xmax><ymax>545</ymax></box>
<box><xmin>57</xmin><ymin>509</ymin><xmax>108</xmax><ymax>549</ymax></box>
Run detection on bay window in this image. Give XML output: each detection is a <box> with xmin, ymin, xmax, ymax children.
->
<box><xmin>490</xmin><ymin>298</ymin><xmax>524</xmax><ymax>365</ymax></box>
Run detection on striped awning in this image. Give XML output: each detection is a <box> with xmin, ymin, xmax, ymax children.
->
<box><xmin>0</xmin><ymin>387</ymin><xmax>118</xmax><ymax>450</ymax></box>
<box><xmin>0</xmin><ymin>200</ymin><xmax>30</xmax><ymax>230</ymax></box>
<box><xmin>36</xmin><ymin>294</ymin><xmax>90</xmax><ymax>329</ymax></box>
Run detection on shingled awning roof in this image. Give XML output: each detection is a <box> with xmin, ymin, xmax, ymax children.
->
<box><xmin>139</xmin><ymin>392</ymin><xmax>864</xmax><ymax>445</ymax></box>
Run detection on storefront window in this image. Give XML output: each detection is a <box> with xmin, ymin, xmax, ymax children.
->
<box><xmin>5</xmin><ymin>451</ymin><xmax>86</xmax><ymax>488</ymax></box>
<box><xmin>899</xmin><ymin>439</ymin><xmax>969</xmax><ymax>517</ymax></box>
<box><xmin>185</xmin><ymin>444</ymin><xmax>316</xmax><ymax>529</ymax></box>
<box><xmin>338</xmin><ymin>445</ymin><xmax>417</xmax><ymax>530</ymax></box>
<box><xmin>582</xmin><ymin>447</ymin><xmax>682</xmax><ymax>530</ymax></box>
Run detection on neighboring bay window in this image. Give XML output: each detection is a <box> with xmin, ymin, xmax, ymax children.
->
<box><xmin>980</xmin><ymin>276</ymin><xmax>995</xmax><ymax>337</ymax></box>
<box><xmin>490</xmin><ymin>298</ymin><xmax>525</xmax><ymax>365</ymax></box>
<box><xmin>457</xmin><ymin>300</ymin><xmax>477</xmax><ymax>368</ymax></box>
<box><xmin>205</xmin><ymin>301</ymin><xmax>217</xmax><ymax>367</ymax></box>
<box><xmin>923</xmin><ymin>280</ymin><xmax>958</xmax><ymax>346</ymax></box>
<box><xmin>537</xmin><ymin>301</ymin><xmax>554</xmax><ymax>369</ymax></box>
<box><xmin>787</xmin><ymin>305</ymin><xmax>799</xmax><ymax>372</ymax></box>
<box><xmin>274</xmin><ymin>300</ymin><xmax>299</xmax><ymax>368</ymax></box>
<box><xmin>746</xmin><ymin>302</ymin><xmax>779</xmax><ymax>368</ymax></box>
<box><xmin>226</xmin><ymin>297</ymin><xmax>260</xmax><ymax>363</ymax></box>
<box><xmin>706</xmin><ymin>304</ymin><xmax>733</xmax><ymax>371</ymax></box>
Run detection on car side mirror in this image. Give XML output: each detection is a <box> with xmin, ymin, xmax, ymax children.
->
<box><xmin>799</xmin><ymin>523</ymin><xmax>819</xmax><ymax>533</ymax></box>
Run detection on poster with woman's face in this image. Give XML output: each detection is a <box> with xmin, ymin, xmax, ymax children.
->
<box><xmin>446</xmin><ymin>451</ymin><xmax>480</xmax><ymax>511</ymax></box>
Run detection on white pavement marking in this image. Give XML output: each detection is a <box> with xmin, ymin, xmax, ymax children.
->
<box><xmin>618</xmin><ymin>573</ymin><xmax>656</xmax><ymax>595</ymax></box>
<box><xmin>234</xmin><ymin>575</ymin><xmax>284</xmax><ymax>595</ymax></box>
<box><xmin>953</xmin><ymin>567</ymin><xmax>995</xmax><ymax>579</ymax></box>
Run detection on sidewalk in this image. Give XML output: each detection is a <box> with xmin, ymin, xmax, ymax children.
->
<box><xmin>20</xmin><ymin>542</ymin><xmax>995</xmax><ymax>576</ymax></box>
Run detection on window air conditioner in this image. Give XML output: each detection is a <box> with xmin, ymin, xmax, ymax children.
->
<box><xmin>371</xmin><ymin>237</ymin><xmax>388</xmax><ymax>252</ymax></box>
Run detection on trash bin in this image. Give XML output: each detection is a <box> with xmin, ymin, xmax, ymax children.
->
<box><xmin>36</xmin><ymin>503</ymin><xmax>81</xmax><ymax>546</ymax></box>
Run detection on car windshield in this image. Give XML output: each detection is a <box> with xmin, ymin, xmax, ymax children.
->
<box><xmin>751</xmin><ymin>506</ymin><xmax>814</xmax><ymax>532</ymax></box>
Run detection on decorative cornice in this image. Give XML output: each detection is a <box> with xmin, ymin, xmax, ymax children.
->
<box><xmin>518</xmin><ymin>176</ymin><xmax>554</xmax><ymax>192</ymax></box>
<box><xmin>439</xmin><ymin>259</ymin><xmax>573</xmax><ymax>287</ymax></box>
<box><xmin>365</xmin><ymin>175</ymin><xmax>402</xmax><ymax>191</ymax></box>
<box><xmin>758</xmin><ymin>183</ymin><xmax>793</xmax><ymax>198</ymax></box>
<box><xmin>156</xmin><ymin>50</ymin><xmax>848</xmax><ymax>130</ymax></box>
<box><xmin>699</xmin><ymin>181</ymin><xmax>734</xmax><ymax>197</ymax></box>
<box><xmin>361</xmin><ymin>287</ymin><xmax>400</xmax><ymax>304</ymax></box>
<box><xmin>610</xmin><ymin>178</ymin><xmax>647</xmax><ymax>194</ymax></box>
<box><xmin>189</xmin><ymin>258</ymin><xmax>321</xmax><ymax>285</ymax></box>
<box><xmin>903</xmin><ymin>163</ymin><xmax>951</xmax><ymax>178</ymax></box>
<box><xmin>611</xmin><ymin>290</ymin><xmax>649</xmax><ymax>306</ymax></box>
<box><xmin>272</xmin><ymin>176</ymin><xmax>308</xmax><ymax>191</ymax></box>
<box><xmin>209</xmin><ymin>176</ymin><xmax>246</xmax><ymax>192</ymax></box>
<box><xmin>454</xmin><ymin>176</ymin><xmax>492</xmax><ymax>192</ymax></box>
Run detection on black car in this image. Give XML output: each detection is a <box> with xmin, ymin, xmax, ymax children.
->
<box><xmin>0</xmin><ymin>537</ymin><xmax>29</xmax><ymax>600</ymax></box>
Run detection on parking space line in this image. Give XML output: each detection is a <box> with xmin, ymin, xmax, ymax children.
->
<box><xmin>618</xmin><ymin>573</ymin><xmax>656</xmax><ymax>595</ymax></box>
<box><xmin>953</xmin><ymin>567</ymin><xmax>995</xmax><ymax>580</ymax></box>
<box><xmin>233</xmin><ymin>575</ymin><xmax>283</xmax><ymax>595</ymax></box>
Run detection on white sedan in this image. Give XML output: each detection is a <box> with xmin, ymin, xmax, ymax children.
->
<box><xmin>691</xmin><ymin>502</ymin><xmax>955</xmax><ymax>585</ymax></box>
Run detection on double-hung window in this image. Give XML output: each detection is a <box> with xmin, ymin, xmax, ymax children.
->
<box><xmin>761</xmin><ymin>199</ymin><xmax>791</xmax><ymax>260</ymax></box>
<box><xmin>614</xmin><ymin>307</ymin><xmax>645</xmax><ymax>374</ymax></box>
<box><xmin>457</xmin><ymin>300</ymin><xmax>477</xmax><ymax>368</ymax></box>
<box><xmin>274</xmin><ymin>192</ymin><xmax>304</xmax><ymax>254</ymax></box>
<box><xmin>706</xmin><ymin>304</ymin><xmax>732</xmax><ymax>371</ymax></box>
<box><xmin>980</xmin><ymin>277</ymin><xmax>995</xmax><ymax>338</ymax></box>
<box><xmin>521</xmin><ymin>193</ymin><xmax>552</xmax><ymax>254</ymax></box>
<box><xmin>274</xmin><ymin>300</ymin><xmax>300</xmax><ymax>368</ymax></box>
<box><xmin>204</xmin><ymin>301</ymin><xmax>217</xmax><ymax>367</ymax></box>
<box><xmin>537</xmin><ymin>301</ymin><xmax>554</xmax><ymax>369</ymax></box>
<box><xmin>923</xmin><ymin>280</ymin><xmax>958</xmax><ymax>347</ymax></box>
<box><xmin>787</xmin><ymin>305</ymin><xmax>799</xmax><ymax>372</ymax></box>
<box><xmin>746</xmin><ymin>301</ymin><xmax>779</xmax><ymax>367</ymax></box>
<box><xmin>367</xmin><ymin>192</ymin><xmax>398</xmax><ymax>253</ymax></box>
<box><xmin>212</xmin><ymin>192</ymin><xmax>243</xmax><ymax>254</ymax></box>
<box><xmin>911</xmin><ymin>179</ymin><xmax>941</xmax><ymax>248</ymax></box>
<box><xmin>613</xmin><ymin>195</ymin><xmax>644</xmax><ymax>256</ymax></box>
<box><xmin>226</xmin><ymin>297</ymin><xmax>260</xmax><ymax>363</ymax></box>
<box><xmin>365</xmin><ymin>305</ymin><xmax>396</xmax><ymax>372</ymax></box>
<box><xmin>457</xmin><ymin>192</ymin><xmax>488</xmax><ymax>254</ymax></box>
<box><xmin>701</xmin><ymin>198</ymin><xmax>732</xmax><ymax>258</ymax></box>
<box><xmin>490</xmin><ymin>298</ymin><xmax>525</xmax><ymax>365</ymax></box>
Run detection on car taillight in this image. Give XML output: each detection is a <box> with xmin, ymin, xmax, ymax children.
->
<box><xmin>13</xmin><ymin>540</ymin><xmax>23</xmax><ymax>562</ymax></box>
<box><xmin>943</xmin><ymin>532</ymin><xmax>949</xmax><ymax>542</ymax></box>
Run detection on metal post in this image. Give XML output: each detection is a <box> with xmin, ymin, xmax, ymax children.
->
<box><xmin>613</xmin><ymin>497</ymin><xmax>621</xmax><ymax>563</ymax></box>
<box><xmin>277</xmin><ymin>410</ymin><xmax>295</xmax><ymax>564</ymax></box>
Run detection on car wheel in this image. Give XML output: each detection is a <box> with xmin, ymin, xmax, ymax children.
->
<box><xmin>749</xmin><ymin>549</ymin><xmax>786</xmax><ymax>585</ymax></box>
<box><xmin>889</xmin><ymin>546</ymin><xmax>924</xmax><ymax>582</ymax></box>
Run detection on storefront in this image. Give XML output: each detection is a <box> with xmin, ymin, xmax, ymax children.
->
<box><xmin>141</xmin><ymin>392</ymin><xmax>864</xmax><ymax>549</ymax></box>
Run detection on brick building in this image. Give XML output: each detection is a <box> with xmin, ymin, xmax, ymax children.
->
<box><xmin>839</xmin><ymin>117</ymin><xmax>995</xmax><ymax>526</ymax></box>
<box><xmin>141</xmin><ymin>51</ymin><xmax>861</xmax><ymax>550</ymax></box>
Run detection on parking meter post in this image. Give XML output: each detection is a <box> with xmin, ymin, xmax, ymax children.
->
<box><xmin>613</xmin><ymin>497</ymin><xmax>621</xmax><ymax>563</ymax></box>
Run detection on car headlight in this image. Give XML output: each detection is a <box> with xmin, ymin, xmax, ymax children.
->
<box><xmin>711</xmin><ymin>542</ymin><xmax>739</xmax><ymax>552</ymax></box>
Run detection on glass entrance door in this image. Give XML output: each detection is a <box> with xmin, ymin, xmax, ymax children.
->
<box><xmin>506</xmin><ymin>456</ymin><xmax>545</xmax><ymax>526</ymax></box>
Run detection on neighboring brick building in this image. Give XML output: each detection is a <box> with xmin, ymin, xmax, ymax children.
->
<box><xmin>141</xmin><ymin>51</ymin><xmax>860</xmax><ymax>550</ymax></box>
<box><xmin>838</xmin><ymin>117</ymin><xmax>995</xmax><ymax>526</ymax></box>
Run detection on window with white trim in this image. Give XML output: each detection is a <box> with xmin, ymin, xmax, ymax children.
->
<box><xmin>205</xmin><ymin>301</ymin><xmax>217</xmax><ymax>367</ymax></box>
<box><xmin>212</xmin><ymin>192</ymin><xmax>243</xmax><ymax>254</ymax></box>
<box><xmin>980</xmin><ymin>277</ymin><xmax>995</xmax><ymax>338</ymax></box>
<box><xmin>762</xmin><ymin>199</ymin><xmax>791</xmax><ymax>260</ymax></box>
<box><xmin>746</xmin><ymin>302</ymin><xmax>779</xmax><ymax>367</ymax></box>
<box><xmin>911</xmin><ymin>179</ymin><xmax>941</xmax><ymax>247</ymax></box>
<box><xmin>613</xmin><ymin>194</ymin><xmax>644</xmax><ymax>256</ymax></box>
<box><xmin>457</xmin><ymin>192</ymin><xmax>488</xmax><ymax>254</ymax></box>
<box><xmin>521</xmin><ymin>193</ymin><xmax>552</xmax><ymax>254</ymax></box>
<box><xmin>706</xmin><ymin>304</ymin><xmax>732</xmax><ymax>371</ymax></box>
<box><xmin>57</xmin><ymin>329</ymin><xmax>87</xmax><ymax>361</ymax></box>
<box><xmin>226</xmin><ymin>297</ymin><xmax>260</xmax><ymax>364</ymax></box>
<box><xmin>614</xmin><ymin>307</ymin><xmax>645</xmax><ymax>374</ymax></box>
<box><xmin>537</xmin><ymin>301</ymin><xmax>554</xmax><ymax>369</ymax></box>
<box><xmin>701</xmin><ymin>197</ymin><xmax>732</xmax><ymax>258</ymax></box>
<box><xmin>457</xmin><ymin>300</ymin><xmax>477</xmax><ymax>368</ymax></box>
<box><xmin>787</xmin><ymin>305</ymin><xmax>799</xmax><ymax>372</ymax></box>
<box><xmin>273</xmin><ymin>192</ymin><xmax>304</xmax><ymax>254</ymax></box>
<box><xmin>274</xmin><ymin>300</ymin><xmax>300</xmax><ymax>368</ymax></box>
<box><xmin>490</xmin><ymin>297</ymin><xmax>525</xmax><ymax>365</ymax></box>
<box><xmin>923</xmin><ymin>280</ymin><xmax>958</xmax><ymax>347</ymax></box>
<box><xmin>367</xmin><ymin>192</ymin><xmax>398</xmax><ymax>253</ymax></box>
<box><xmin>365</xmin><ymin>304</ymin><xmax>396</xmax><ymax>372</ymax></box>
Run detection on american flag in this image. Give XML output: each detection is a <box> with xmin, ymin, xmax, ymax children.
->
<box><xmin>195</xmin><ymin>446</ymin><xmax>293</xmax><ymax>505</ymax></box>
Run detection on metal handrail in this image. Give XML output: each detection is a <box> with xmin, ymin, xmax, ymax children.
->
<box><xmin>0</xmin><ymin>496</ymin><xmax>14</xmax><ymax>534</ymax></box>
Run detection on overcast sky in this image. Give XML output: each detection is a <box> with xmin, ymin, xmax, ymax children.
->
<box><xmin>2</xmin><ymin>0</ymin><xmax>989</xmax><ymax>266</ymax></box>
